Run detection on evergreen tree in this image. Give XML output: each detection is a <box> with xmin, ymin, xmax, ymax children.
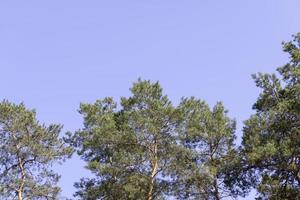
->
<box><xmin>241</xmin><ymin>33</ymin><xmax>300</xmax><ymax>199</ymax></box>
<box><xmin>0</xmin><ymin>100</ymin><xmax>71</xmax><ymax>200</ymax></box>
<box><xmin>173</xmin><ymin>97</ymin><xmax>237</xmax><ymax>199</ymax></box>
<box><xmin>69</xmin><ymin>79</ymin><xmax>179</xmax><ymax>200</ymax></box>
<box><xmin>69</xmin><ymin>80</ymin><xmax>239</xmax><ymax>200</ymax></box>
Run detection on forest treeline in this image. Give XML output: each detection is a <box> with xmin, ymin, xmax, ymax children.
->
<box><xmin>0</xmin><ymin>34</ymin><xmax>299</xmax><ymax>200</ymax></box>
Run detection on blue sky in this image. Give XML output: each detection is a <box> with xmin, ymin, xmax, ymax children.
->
<box><xmin>1</xmin><ymin>1</ymin><xmax>300</xmax><ymax>199</ymax></box>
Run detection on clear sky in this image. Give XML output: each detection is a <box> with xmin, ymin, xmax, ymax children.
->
<box><xmin>1</xmin><ymin>1</ymin><xmax>300</xmax><ymax>199</ymax></box>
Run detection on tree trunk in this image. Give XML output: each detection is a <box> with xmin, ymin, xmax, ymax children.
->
<box><xmin>17</xmin><ymin>191</ymin><xmax>23</xmax><ymax>200</ymax></box>
<box><xmin>17</xmin><ymin>157</ymin><xmax>25</xmax><ymax>200</ymax></box>
<box><xmin>213</xmin><ymin>178</ymin><xmax>221</xmax><ymax>200</ymax></box>
<box><xmin>147</xmin><ymin>142</ymin><xmax>158</xmax><ymax>200</ymax></box>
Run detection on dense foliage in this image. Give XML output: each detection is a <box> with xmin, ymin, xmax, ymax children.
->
<box><xmin>68</xmin><ymin>80</ymin><xmax>179</xmax><ymax>200</ymax></box>
<box><xmin>0</xmin><ymin>101</ymin><xmax>71</xmax><ymax>200</ymax></box>
<box><xmin>0</xmin><ymin>34</ymin><xmax>299</xmax><ymax>200</ymax></box>
<box><xmin>173</xmin><ymin>98</ymin><xmax>237</xmax><ymax>199</ymax></box>
<box><xmin>239</xmin><ymin>33</ymin><xmax>300</xmax><ymax>200</ymax></box>
<box><xmin>67</xmin><ymin>80</ymin><xmax>238</xmax><ymax>200</ymax></box>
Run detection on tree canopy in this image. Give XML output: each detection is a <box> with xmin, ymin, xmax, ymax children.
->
<box><xmin>68</xmin><ymin>79</ymin><xmax>238</xmax><ymax>200</ymax></box>
<box><xmin>173</xmin><ymin>98</ymin><xmax>237</xmax><ymax>199</ymax></box>
<box><xmin>1</xmin><ymin>33</ymin><xmax>299</xmax><ymax>200</ymax></box>
<box><xmin>0</xmin><ymin>101</ymin><xmax>71</xmax><ymax>200</ymax></box>
<box><xmin>239</xmin><ymin>33</ymin><xmax>300</xmax><ymax>199</ymax></box>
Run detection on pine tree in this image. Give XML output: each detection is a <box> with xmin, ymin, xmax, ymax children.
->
<box><xmin>69</xmin><ymin>79</ymin><xmax>179</xmax><ymax>200</ymax></box>
<box><xmin>241</xmin><ymin>33</ymin><xmax>300</xmax><ymax>199</ymax></box>
<box><xmin>173</xmin><ymin>97</ymin><xmax>237</xmax><ymax>199</ymax></box>
<box><xmin>0</xmin><ymin>100</ymin><xmax>71</xmax><ymax>200</ymax></box>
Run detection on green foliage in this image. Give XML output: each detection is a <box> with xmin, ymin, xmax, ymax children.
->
<box><xmin>69</xmin><ymin>80</ymin><xmax>179</xmax><ymax>200</ymax></box>
<box><xmin>2</xmin><ymin>33</ymin><xmax>298</xmax><ymax>199</ymax></box>
<box><xmin>240</xmin><ymin>33</ymin><xmax>300</xmax><ymax>199</ymax></box>
<box><xmin>0</xmin><ymin>100</ymin><xmax>72</xmax><ymax>200</ymax></box>
<box><xmin>2</xmin><ymin>33</ymin><xmax>298</xmax><ymax>200</ymax></box>
<box><xmin>173</xmin><ymin>98</ymin><xmax>237</xmax><ymax>199</ymax></box>
<box><xmin>68</xmin><ymin>80</ymin><xmax>238</xmax><ymax>199</ymax></box>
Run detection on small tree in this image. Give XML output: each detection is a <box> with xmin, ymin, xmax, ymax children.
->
<box><xmin>0</xmin><ymin>100</ymin><xmax>71</xmax><ymax>200</ymax></box>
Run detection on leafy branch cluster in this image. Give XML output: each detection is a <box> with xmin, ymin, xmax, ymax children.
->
<box><xmin>0</xmin><ymin>34</ymin><xmax>299</xmax><ymax>200</ymax></box>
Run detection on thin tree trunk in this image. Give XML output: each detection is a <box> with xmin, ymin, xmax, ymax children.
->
<box><xmin>17</xmin><ymin>157</ymin><xmax>25</xmax><ymax>200</ymax></box>
<box><xmin>13</xmin><ymin>131</ymin><xmax>25</xmax><ymax>200</ymax></box>
<box><xmin>210</xmin><ymin>142</ymin><xmax>221</xmax><ymax>200</ymax></box>
<box><xmin>147</xmin><ymin>142</ymin><xmax>158</xmax><ymax>200</ymax></box>
<box><xmin>213</xmin><ymin>178</ymin><xmax>220</xmax><ymax>200</ymax></box>
<box><xmin>18</xmin><ymin>191</ymin><xmax>23</xmax><ymax>200</ymax></box>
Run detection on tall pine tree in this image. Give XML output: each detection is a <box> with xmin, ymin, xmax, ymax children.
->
<box><xmin>0</xmin><ymin>100</ymin><xmax>71</xmax><ymax>200</ymax></box>
<box><xmin>241</xmin><ymin>33</ymin><xmax>300</xmax><ymax>199</ymax></box>
<box><xmin>69</xmin><ymin>79</ymin><xmax>179</xmax><ymax>200</ymax></box>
